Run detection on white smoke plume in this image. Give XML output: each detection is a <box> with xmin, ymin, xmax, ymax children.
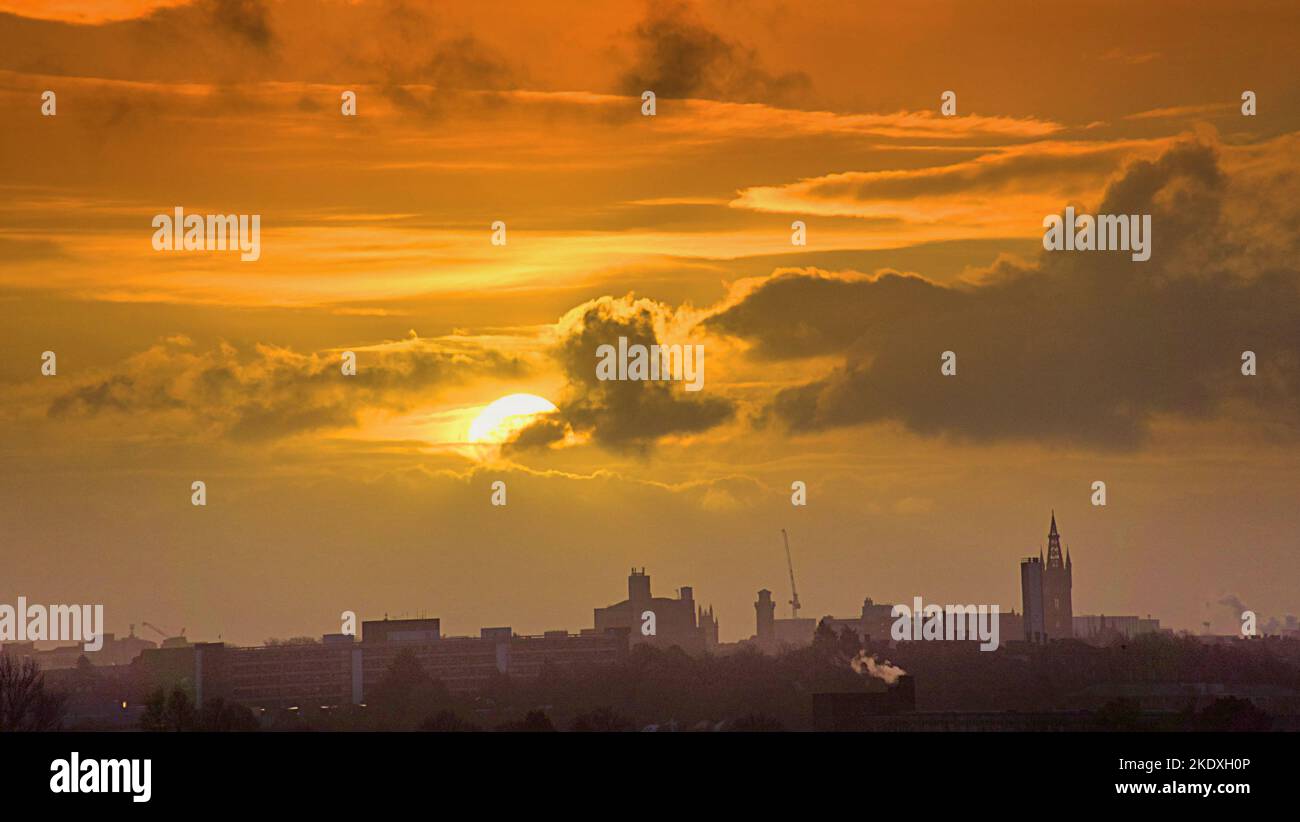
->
<box><xmin>1214</xmin><ymin>594</ymin><xmax>1297</xmax><ymax>636</ymax></box>
<box><xmin>850</xmin><ymin>650</ymin><xmax>906</xmax><ymax>684</ymax></box>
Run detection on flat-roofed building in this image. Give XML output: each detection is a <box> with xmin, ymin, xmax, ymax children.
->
<box><xmin>362</xmin><ymin>618</ymin><xmax>440</xmax><ymax>644</ymax></box>
<box><xmin>1073</xmin><ymin>614</ymin><xmax>1162</xmax><ymax>644</ymax></box>
<box><xmin>136</xmin><ymin>617</ymin><xmax>627</xmax><ymax>709</ymax></box>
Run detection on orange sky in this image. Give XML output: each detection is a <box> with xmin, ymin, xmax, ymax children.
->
<box><xmin>2</xmin><ymin>0</ymin><xmax>1298</xmax><ymax>644</ymax></box>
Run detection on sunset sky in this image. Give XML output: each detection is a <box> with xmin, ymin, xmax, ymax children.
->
<box><xmin>2</xmin><ymin>0</ymin><xmax>1298</xmax><ymax>644</ymax></box>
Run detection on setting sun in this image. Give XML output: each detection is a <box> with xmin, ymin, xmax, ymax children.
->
<box><xmin>466</xmin><ymin>393</ymin><xmax>558</xmax><ymax>444</ymax></box>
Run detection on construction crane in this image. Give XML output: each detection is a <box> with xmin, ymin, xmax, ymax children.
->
<box><xmin>781</xmin><ymin>528</ymin><xmax>801</xmax><ymax>619</ymax></box>
<box><xmin>141</xmin><ymin>622</ymin><xmax>185</xmax><ymax>640</ymax></box>
<box><xmin>141</xmin><ymin>622</ymin><xmax>169</xmax><ymax>640</ymax></box>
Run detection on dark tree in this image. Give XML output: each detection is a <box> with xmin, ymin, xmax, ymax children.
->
<box><xmin>497</xmin><ymin>709</ymin><xmax>555</xmax><ymax>732</ymax></box>
<box><xmin>0</xmin><ymin>654</ymin><xmax>66</xmax><ymax>731</ymax></box>
<box><xmin>571</xmin><ymin>706</ymin><xmax>634</xmax><ymax>732</ymax></box>
<box><xmin>140</xmin><ymin>688</ymin><xmax>167</xmax><ymax>731</ymax></box>
<box><xmin>812</xmin><ymin>618</ymin><xmax>840</xmax><ymax>656</ymax></box>
<box><xmin>1094</xmin><ymin>698</ymin><xmax>1144</xmax><ymax>731</ymax></box>
<box><xmin>728</xmin><ymin>713</ymin><xmax>786</xmax><ymax>731</ymax></box>
<box><xmin>418</xmin><ymin>709</ymin><xmax>480</xmax><ymax>732</ymax></box>
<box><xmin>199</xmin><ymin>697</ymin><xmax>260</xmax><ymax>731</ymax></box>
<box><xmin>139</xmin><ymin>685</ymin><xmax>198</xmax><ymax>731</ymax></box>
<box><xmin>1195</xmin><ymin>696</ymin><xmax>1271</xmax><ymax>731</ymax></box>
<box><xmin>164</xmin><ymin>686</ymin><xmax>197</xmax><ymax>731</ymax></box>
<box><xmin>837</xmin><ymin>626</ymin><xmax>863</xmax><ymax>658</ymax></box>
<box><xmin>72</xmin><ymin>655</ymin><xmax>101</xmax><ymax>690</ymax></box>
<box><xmin>369</xmin><ymin>647</ymin><xmax>452</xmax><ymax>728</ymax></box>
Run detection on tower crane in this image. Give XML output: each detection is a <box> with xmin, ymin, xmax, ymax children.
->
<box><xmin>141</xmin><ymin>622</ymin><xmax>185</xmax><ymax>640</ymax></box>
<box><xmin>781</xmin><ymin>528</ymin><xmax>801</xmax><ymax>619</ymax></box>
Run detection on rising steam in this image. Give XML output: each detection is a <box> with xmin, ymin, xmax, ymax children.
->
<box><xmin>850</xmin><ymin>650</ymin><xmax>906</xmax><ymax>684</ymax></box>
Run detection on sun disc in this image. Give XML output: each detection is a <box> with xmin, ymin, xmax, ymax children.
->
<box><xmin>467</xmin><ymin>393</ymin><xmax>558</xmax><ymax>444</ymax></box>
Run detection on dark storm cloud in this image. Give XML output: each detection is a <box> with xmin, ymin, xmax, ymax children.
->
<box><xmin>617</xmin><ymin>2</ymin><xmax>810</xmax><ymax>104</ymax></box>
<box><xmin>207</xmin><ymin>0</ymin><xmax>274</xmax><ymax>49</ymax></box>
<box><xmin>47</xmin><ymin>336</ymin><xmax>527</xmax><ymax>442</ymax></box>
<box><xmin>508</xmin><ymin>296</ymin><xmax>734</xmax><ymax>454</ymax></box>
<box><xmin>0</xmin><ymin>0</ymin><xmax>515</xmax><ymax>90</ymax></box>
<box><xmin>707</xmin><ymin>141</ymin><xmax>1300</xmax><ymax>450</ymax></box>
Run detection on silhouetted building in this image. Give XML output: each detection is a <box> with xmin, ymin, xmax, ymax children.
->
<box><xmin>814</xmin><ymin>676</ymin><xmax>1127</xmax><ymax>731</ymax></box>
<box><xmin>755</xmin><ymin>589</ymin><xmax>776</xmax><ymax>645</ymax></box>
<box><xmin>1021</xmin><ymin>512</ymin><xmax>1073</xmax><ymax>642</ymax></box>
<box><xmin>362</xmin><ymin>618</ymin><xmax>440</xmax><ymax>643</ymax></box>
<box><xmin>3</xmin><ymin>628</ymin><xmax>158</xmax><ymax>670</ymax></box>
<box><xmin>593</xmin><ymin>569</ymin><xmax>713</xmax><ymax>654</ymax></box>
<box><xmin>136</xmin><ymin>620</ymin><xmax>626</xmax><ymax>709</ymax></box>
<box><xmin>1073</xmin><ymin>614</ymin><xmax>1162</xmax><ymax>645</ymax></box>
<box><xmin>698</xmin><ymin>605</ymin><xmax>719</xmax><ymax>649</ymax></box>
<box><xmin>39</xmin><ymin>662</ymin><xmax>143</xmax><ymax>730</ymax></box>
<box><xmin>750</xmin><ymin>588</ymin><xmax>816</xmax><ymax>650</ymax></box>
<box><xmin>821</xmin><ymin>597</ymin><xmax>897</xmax><ymax>642</ymax></box>
<box><xmin>823</xmin><ymin>598</ymin><xmax>1021</xmax><ymax>648</ymax></box>
<box><xmin>813</xmin><ymin>675</ymin><xmax>916</xmax><ymax>729</ymax></box>
<box><xmin>753</xmin><ymin>594</ymin><xmax>812</xmax><ymax>650</ymax></box>
<box><xmin>999</xmin><ymin>610</ymin><xmax>1024</xmax><ymax>644</ymax></box>
<box><xmin>505</xmin><ymin>632</ymin><xmax>627</xmax><ymax>678</ymax></box>
<box><xmin>1021</xmin><ymin>557</ymin><xmax>1044</xmax><ymax>642</ymax></box>
<box><xmin>774</xmin><ymin>618</ymin><xmax>817</xmax><ymax>647</ymax></box>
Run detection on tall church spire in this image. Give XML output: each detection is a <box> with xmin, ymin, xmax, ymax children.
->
<box><xmin>1046</xmin><ymin>511</ymin><xmax>1064</xmax><ymax>568</ymax></box>
<box><xmin>1039</xmin><ymin>510</ymin><xmax>1074</xmax><ymax>639</ymax></box>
